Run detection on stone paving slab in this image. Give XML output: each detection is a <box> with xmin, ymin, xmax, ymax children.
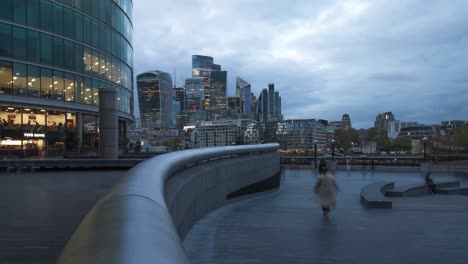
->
<box><xmin>185</xmin><ymin>169</ymin><xmax>468</xmax><ymax>264</ymax></box>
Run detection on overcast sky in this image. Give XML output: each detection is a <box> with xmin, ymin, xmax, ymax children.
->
<box><xmin>132</xmin><ymin>0</ymin><xmax>468</xmax><ymax>128</ymax></box>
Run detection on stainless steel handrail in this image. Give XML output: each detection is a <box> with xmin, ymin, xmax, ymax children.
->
<box><xmin>58</xmin><ymin>143</ymin><xmax>279</xmax><ymax>264</ymax></box>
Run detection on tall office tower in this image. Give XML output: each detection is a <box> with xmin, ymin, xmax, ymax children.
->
<box><xmin>185</xmin><ymin>77</ymin><xmax>206</xmax><ymax>125</ymax></box>
<box><xmin>172</xmin><ymin>87</ymin><xmax>186</xmax><ymax>129</ymax></box>
<box><xmin>209</xmin><ymin>70</ymin><xmax>227</xmax><ymax>111</ymax></box>
<box><xmin>236</xmin><ymin>77</ymin><xmax>252</xmax><ymax>115</ymax></box>
<box><xmin>341</xmin><ymin>114</ymin><xmax>352</xmax><ymax>130</ymax></box>
<box><xmin>0</xmin><ymin>0</ymin><xmax>133</xmax><ymax>156</ymax></box>
<box><xmin>185</xmin><ymin>78</ymin><xmax>204</xmax><ymax>112</ymax></box>
<box><xmin>256</xmin><ymin>89</ymin><xmax>269</xmax><ymax>123</ymax></box>
<box><xmin>173</xmin><ymin>87</ymin><xmax>185</xmax><ymax>112</ymax></box>
<box><xmin>374</xmin><ymin>112</ymin><xmax>395</xmax><ymax>133</ymax></box>
<box><xmin>268</xmin><ymin>83</ymin><xmax>275</xmax><ymax>117</ymax></box>
<box><xmin>191</xmin><ymin>55</ymin><xmax>226</xmax><ymax>113</ymax></box>
<box><xmin>137</xmin><ymin>71</ymin><xmax>173</xmax><ymax>129</ymax></box>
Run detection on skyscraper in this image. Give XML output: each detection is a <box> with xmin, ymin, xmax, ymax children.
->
<box><xmin>256</xmin><ymin>83</ymin><xmax>282</xmax><ymax>123</ymax></box>
<box><xmin>236</xmin><ymin>77</ymin><xmax>252</xmax><ymax>115</ymax></box>
<box><xmin>191</xmin><ymin>55</ymin><xmax>227</xmax><ymax>113</ymax></box>
<box><xmin>0</xmin><ymin>0</ymin><xmax>133</xmax><ymax>156</ymax></box>
<box><xmin>374</xmin><ymin>112</ymin><xmax>395</xmax><ymax>133</ymax></box>
<box><xmin>341</xmin><ymin>114</ymin><xmax>351</xmax><ymax>130</ymax></box>
<box><xmin>137</xmin><ymin>71</ymin><xmax>173</xmax><ymax>129</ymax></box>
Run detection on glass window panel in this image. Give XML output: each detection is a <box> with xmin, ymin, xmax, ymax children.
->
<box><xmin>92</xmin><ymin>79</ymin><xmax>99</xmax><ymax>106</ymax></box>
<box><xmin>83</xmin><ymin>47</ymin><xmax>92</xmax><ymax>75</ymax></box>
<box><xmin>105</xmin><ymin>27</ymin><xmax>111</xmax><ymax>53</ymax></box>
<box><xmin>0</xmin><ymin>61</ymin><xmax>13</xmax><ymax>95</ymax></box>
<box><xmin>12</xmin><ymin>26</ymin><xmax>27</xmax><ymax>60</ymax></box>
<box><xmin>40</xmin><ymin>0</ymin><xmax>52</xmax><ymax>32</ymax></box>
<box><xmin>13</xmin><ymin>0</ymin><xmax>26</xmax><ymax>24</ymax></box>
<box><xmin>74</xmin><ymin>11</ymin><xmax>83</xmax><ymax>42</ymax></box>
<box><xmin>22</xmin><ymin>108</ymin><xmax>46</xmax><ymax>136</ymax></box>
<box><xmin>12</xmin><ymin>63</ymin><xmax>26</xmax><ymax>96</ymax></box>
<box><xmin>27</xmin><ymin>65</ymin><xmax>40</xmax><ymax>97</ymax></box>
<box><xmin>73</xmin><ymin>0</ymin><xmax>83</xmax><ymax>11</ymax></box>
<box><xmin>83</xmin><ymin>77</ymin><xmax>92</xmax><ymax>104</ymax></box>
<box><xmin>63</xmin><ymin>39</ymin><xmax>74</xmax><ymax>71</ymax></box>
<box><xmin>99</xmin><ymin>0</ymin><xmax>106</xmax><ymax>22</ymax></box>
<box><xmin>105</xmin><ymin>55</ymin><xmax>112</xmax><ymax>81</ymax></box>
<box><xmin>111</xmin><ymin>31</ymin><xmax>117</xmax><ymax>56</ymax></box>
<box><xmin>74</xmin><ymin>44</ymin><xmax>84</xmax><ymax>73</ymax></box>
<box><xmin>52</xmin><ymin>37</ymin><xmax>64</xmax><ymax>68</ymax></box>
<box><xmin>111</xmin><ymin>57</ymin><xmax>117</xmax><ymax>82</ymax></box>
<box><xmin>105</xmin><ymin>0</ymin><xmax>112</xmax><ymax>25</ymax></box>
<box><xmin>27</xmin><ymin>30</ymin><xmax>40</xmax><ymax>63</ymax></box>
<box><xmin>52</xmin><ymin>70</ymin><xmax>64</xmax><ymax>101</ymax></box>
<box><xmin>63</xmin><ymin>0</ymin><xmax>73</xmax><ymax>6</ymax></box>
<box><xmin>92</xmin><ymin>51</ymin><xmax>100</xmax><ymax>76</ymax></box>
<box><xmin>40</xmin><ymin>33</ymin><xmax>52</xmax><ymax>65</ymax></box>
<box><xmin>99</xmin><ymin>23</ymin><xmax>106</xmax><ymax>51</ymax></box>
<box><xmin>52</xmin><ymin>2</ymin><xmax>63</xmax><ymax>35</ymax></box>
<box><xmin>91</xmin><ymin>20</ymin><xmax>99</xmax><ymax>47</ymax></box>
<box><xmin>0</xmin><ymin>23</ymin><xmax>12</xmax><ymax>57</ymax></box>
<box><xmin>27</xmin><ymin>0</ymin><xmax>40</xmax><ymax>28</ymax></box>
<box><xmin>75</xmin><ymin>75</ymin><xmax>83</xmax><ymax>103</ymax></box>
<box><xmin>63</xmin><ymin>7</ymin><xmax>74</xmax><ymax>38</ymax></box>
<box><xmin>99</xmin><ymin>54</ymin><xmax>106</xmax><ymax>78</ymax></box>
<box><xmin>92</xmin><ymin>0</ymin><xmax>99</xmax><ymax>18</ymax></box>
<box><xmin>41</xmin><ymin>68</ymin><xmax>53</xmax><ymax>99</ymax></box>
<box><xmin>64</xmin><ymin>73</ymin><xmax>74</xmax><ymax>102</ymax></box>
<box><xmin>83</xmin><ymin>0</ymin><xmax>92</xmax><ymax>14</ymax></box>
<box><xmin>0</xmin><ymin>0</ymin><xmax>12</xmax><ymax>21</ymax></box>
<box><xmin>83</xmin><ymin>16</ymin><xmax>92</xmax><ymax>45</ymax></box>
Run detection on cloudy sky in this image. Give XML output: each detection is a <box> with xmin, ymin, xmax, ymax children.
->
<box><xmin>132</xmin><ymin>0</ymin><xmax>468</xmax><ymax>128</ymax></box>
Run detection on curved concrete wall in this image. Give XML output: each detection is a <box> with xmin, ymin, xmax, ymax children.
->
<box><xmin>58</xmin><ymin>144</ymin><xmax>280</xmax><ymax>264</ymax></box>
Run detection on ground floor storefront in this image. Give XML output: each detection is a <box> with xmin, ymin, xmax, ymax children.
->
<box><xmin>0</xmin><ymin>104</ymin><xmax>128</xmax><ymax>158</ymax></box>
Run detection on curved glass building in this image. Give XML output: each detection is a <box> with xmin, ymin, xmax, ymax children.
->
<box><xmin>0</xmin><ymin>0</ymin><xmax>133</xmax><ymax>157</ymax></box>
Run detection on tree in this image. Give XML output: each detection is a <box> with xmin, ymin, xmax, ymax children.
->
<box><xmin>392</xmin><ymin>137</ymin><xmax>411</xmax><ymax>150</ymax></box>
<box><xmin>453</xmin><ymin>127</ymin><xmax>468</xmax><ymax>150</ymax></box>
<box><xmin>334</xmin><ymin>128</ymin><xmax>360</xmax><ymax>151</ymax></box>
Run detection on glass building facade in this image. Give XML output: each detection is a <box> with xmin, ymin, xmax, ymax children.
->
<box><xmin>0</xmin><ymin>0</ymin><xmax>133</xmax><ymax>157</ymax></box>
<box><xmin>137</xmin><ymin>71</ymin><xmax>173</xmax><ymax>129</ymax></box>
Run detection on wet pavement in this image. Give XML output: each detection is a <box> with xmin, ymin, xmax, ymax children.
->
<box><xmin>184</xmin><ymin>168</ymin><xmax>468</xmax><ymax>264</ymax></box>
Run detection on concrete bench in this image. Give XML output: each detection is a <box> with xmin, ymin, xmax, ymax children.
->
<box><xmin>436</xmin><ymin>186</ymin><xmax>468</xmax><ymax>195</ymax></box>
<box><xmin>385</xmin><ymin>181</ymin><xmax>460</xmax><ymax>197</ymax></box>
<box><xmin>360</xmin><ymin>181</ymin><xmax>394</xmax><ymax>209</ymax></box>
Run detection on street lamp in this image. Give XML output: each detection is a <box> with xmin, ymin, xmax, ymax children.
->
<box><xmin>331</xmin><ymin>139</ymin><xmax>336</xmax><ymax>160</ymax></box>
<box><xmin>422</xmin><ymin>136</ymin><xmax>428</xmax><ymax>162</ymax></box>
<box><xmin>314</xmin><ymin>139</ymin><xmax>318</xmax><ymax>168</ymax></box>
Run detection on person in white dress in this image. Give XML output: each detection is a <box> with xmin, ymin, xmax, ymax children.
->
<box><xmin>314</xmin><ymin>159</ymin><xmax>339</xmax><ymax>218</ymax></box>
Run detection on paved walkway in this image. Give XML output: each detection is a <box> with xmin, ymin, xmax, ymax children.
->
<box><xmin>0</xmin><ymin>170</ymin><xmax>126</xmax><ymax>264</ymax></box>
<box><xmin>184</xmin><ymin>168</ymin><xmax>468</xmax><ymax>264</ymax></box>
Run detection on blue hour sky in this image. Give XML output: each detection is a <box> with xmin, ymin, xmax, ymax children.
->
<box><xmin>132</xmin><ymin>0</ymin><xmax>468</xmax><ymax>128</ymax></box>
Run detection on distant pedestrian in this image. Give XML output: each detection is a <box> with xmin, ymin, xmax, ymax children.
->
<box><xmin>425</xmin><ymin>172</ymin><xmax>436</xmax><ymax>194</ymax></box>
<box><xmin>314</xmin><ymin>159</ymin><xmax>339</xmax><ymax>219</ymax></box>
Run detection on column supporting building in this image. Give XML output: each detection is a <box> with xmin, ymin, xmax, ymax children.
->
<box><xmin>99</xmin><ymin>88</ymin><xmax>119</xmax><ymax>159</ymax></box>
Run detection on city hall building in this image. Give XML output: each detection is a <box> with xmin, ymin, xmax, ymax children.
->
<box><xmin>0</xmin><ymin>0</ymin><xmax>133</xmax><ymax>157</ymax></box>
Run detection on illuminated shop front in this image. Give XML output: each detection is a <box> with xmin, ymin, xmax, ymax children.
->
<box><xmin>0</xmin><ymin>104</ymin><xmax>98</xmax><ymax>157</ymax></box>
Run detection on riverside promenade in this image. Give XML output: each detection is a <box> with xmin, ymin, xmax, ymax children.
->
<box><xmin>0</xmin><ymin>169</ymin><xmax>127</xmax><ymax>264</ymax></box>
<box><xmin>185</xmin><ymin>168</ymin><xmax>468</xmax><ymax>264</ymax></box>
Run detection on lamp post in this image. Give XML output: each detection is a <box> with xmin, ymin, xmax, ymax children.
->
<box><xmin>314</xmin><ymin>139</ymin><xmax>317</xmax><ymax>168</ymax></box>
<box><xmin>331</xmin><ymin>139</ymin><xmax>336</xmax><ymax>160</ymax></box>
<box><xmin>422</xmin><ymin>136</ymin><xmax>428</xmax><ymax>162</ymax></box>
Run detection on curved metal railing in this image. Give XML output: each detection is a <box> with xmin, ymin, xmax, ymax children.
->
<box><xmin>58</xmin><ymin>143</ymin><xmax>279</xmax><ymax>264</ymax></box>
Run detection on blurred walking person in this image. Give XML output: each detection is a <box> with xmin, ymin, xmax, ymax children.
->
<box><xmin>314</xmin><ymin>159</ymin><xmax>339</xmax><ymax>219</ymax></box>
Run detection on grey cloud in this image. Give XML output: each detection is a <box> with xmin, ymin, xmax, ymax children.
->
<box><xmin>133</xmin><ymin>0</ymin><xmax>468</xmax><ymax>128</ymax></box>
